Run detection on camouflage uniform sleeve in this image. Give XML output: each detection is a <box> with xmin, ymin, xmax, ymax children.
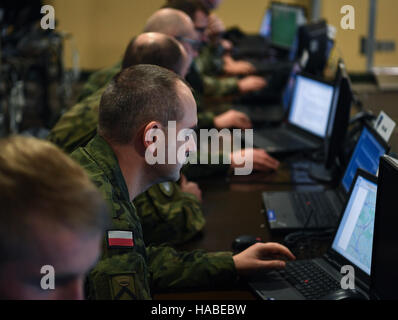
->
<box><xmin>77</xmin><ymin>61</ymin><xmax>121</xmax><ymax>102</ymax></box>
<box><xmin>47</xmin><ymin>87</ymin><xmax>105</xmax><ymax>153</ymax></box>
<box><xmin>71</xmin><ymin>147</ymin><xmax>152</xmax><ymax>300</ymax></box>
<box><xmin>202</xmin><ymin>75</ymin><xmax>240</xmax><ymax>97</ymax></box>
<box><xmin>133</xmin><ymin>182</ymin><xmax>205</xmax><ymax>246</ymax></box>
<box><xmin>196</xmin><ymin>45</ymin><xmax>224</xmax><ymax>76</ymax></box>
<box><xmin>147</xmin><ymin>245</ymin><xmax>237</xmax><ymax>293</ymax></box>
<box><xmin>198</xmin><ymin>111</ymin><xmax>215</xmax><ymax>129</ymax></box>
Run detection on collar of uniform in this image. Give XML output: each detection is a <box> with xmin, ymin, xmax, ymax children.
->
<box><xmin>84</xmin><ymin>134</ymin><xmax>131</xmax><ymax>202</ymax></box>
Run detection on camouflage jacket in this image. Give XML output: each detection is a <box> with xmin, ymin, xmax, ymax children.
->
<box><xmin>194</xmin><ymin>46</ymin><xmax>239</xmax><ymax>97</ymax></box>
<box><xmin>78</xmin><ymin>62</ymin><xmax>121</xmax><ymax>102</ymax></box>
<box><xmin>48</xmin><ymin>86</ymin><xmax>206</xmax><ymax>246</ymax></box>
<box><xmin>71</xmin><ymin>135</ymin><xmax>236</xmax><ymax>299</ymax></box>
<box><xmin>134</xmin><ymin>182</ymin><xmax>205</xmax><ymax>246</ymax></box>
<box><xmin>75</xmin><ymin>61</ymin><xmax>216</xmax><ymax>129</ymax></box>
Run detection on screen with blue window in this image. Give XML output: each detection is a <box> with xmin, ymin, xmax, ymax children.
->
<box><xmin>332</xmin><ymin>175</ymin><xmax>377</xmax><ymax>275</ymax></box>
<box><xmin>282</xmin><ymin>62</ymin><xmax>302</xmax><ymax>110</ymax></box>
<box><xmin>341</xmin><ymin>127</ymin><xmax>387</xmax><ymax>192</ymax></box>
<box><xmin>259</xmin><ymin>9</ymin><xmax>272</xmax><ymax>38</ymax></box>
<box><xmin>288</xmin><ymin>75</ymin><xmax>334</xmax><ymax>138</ymax></box>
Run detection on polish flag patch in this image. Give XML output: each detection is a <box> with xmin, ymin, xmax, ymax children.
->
<box><xmin>107</xmin><ymin>230</ymin><xmax>134</xmax><ymax>248</ymax></box>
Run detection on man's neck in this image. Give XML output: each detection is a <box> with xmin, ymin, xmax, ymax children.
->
<box><xmin>107</xmin><ymin>141</ymin><xmax>149</xmax><ymax>201</ymax></box>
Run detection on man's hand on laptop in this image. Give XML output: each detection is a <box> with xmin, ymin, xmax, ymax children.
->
<box><xmin>214</xmin><ymin>110</ymin><xmax>252</xmax><ymax>129</ymax></box>
<box><xmin>233</xmin><ymin>242</ymin><xmax>296</xmax><ymax>276</ymax></box>
<box><xmin>223</xmin><ymin>55</ymin><xmax>256</xmax><ymax>75</ymax></box>
<box><xmin>238</xmin><ymin>76</ymin><xmax>267</xmax><ymax>94</ymax></box>
<box><xmin>230</xmin><ymin>148</ymin><xmax>280</xmax><ymax>172</ymax></box>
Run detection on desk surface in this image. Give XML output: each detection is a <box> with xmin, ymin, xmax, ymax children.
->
<box><xmin>153</xmin><ymin>87</ymin><xmax>398</xmax><ymax>300</ymax></box>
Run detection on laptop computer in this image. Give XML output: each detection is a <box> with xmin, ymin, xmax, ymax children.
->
<box><xmin>370</xmin><ymin>155</ymin><xmax>398</xmax><ymax>300</ymax></box>
<box><xmin>250</xmin><ymin>169</ymin><xmax>377</xmax><ymax>300</ymax></box>
<box><xmin>263</xmin><ymin>123</ymin><xmax>389</xmax><ymax>230</ymax></box>
<box><xmin>233</xmin><ymin>62</ymin><xmax>302</xmax><ymax>124</ymax></box>
<box><xmin>252</xmin><ymin>74</ymin><xmax>335</xmax><ymax>154</ymax></box>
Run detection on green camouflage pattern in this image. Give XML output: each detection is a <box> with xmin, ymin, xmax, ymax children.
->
<box><xmin>47</xmin><ymin>86</ymin><xmax>106</xmax><ymax>154</ymax></box>
<box><xmin>195</xmin><ymin>45</ymin><xmax>239</xmax><ymax>97</ymax></box>
<box><xmin>71</xmin><ymin>135</ymin><xmax>236</xmax><ymax>299</ymax></box>
<box><xmin>78</xmin><ymin>62</ymin><xmax>121</xmax><ymax>102</ymax></box>
<box><xmin>48</xmin><ymin>88</ymin><xmax>206</xmax><ymax>246</ymax></box>
<box><xmin>202</xmin><ymin>74</ymin><xmax>239</xmax><ymax>97</ymax></box>
<box><xmin>196</xmin><ymin>44</ymin><xmax>224</xmax><ymax>76</ymax></box>
<box><xmin>134</xmin><ymin>182</ymin><xmax>205</xmax><ymax>246</ymax></box>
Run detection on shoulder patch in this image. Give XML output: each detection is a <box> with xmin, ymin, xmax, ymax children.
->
<box><xmin>159</xmin><ymin>182</ymin><xmax>174</xmax><ymax>197</ymax></box>
<box><xmin>109</xmin><ymin>274</ymin><xmax>137</xmax><ymax>300</ymax></box>
<box><xmin>107</xmin><ymin>230</ymin><xmax>134</xmax><ymax>248</ymax></box>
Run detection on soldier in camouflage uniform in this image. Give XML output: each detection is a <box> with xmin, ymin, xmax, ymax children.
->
<box><xmin>165</xmin><ymin>0</ymin><xmax>267</xmax><ymax>97</ymax></box>
<box><xmin>71</xmin><ymin>64</ymin><xmax>294</xmax><ymax>299</ymax></box>
<box><xmin>49</xmin><ymin>33</ymin><xmax>205</xmax><ymax>247</ymax></box>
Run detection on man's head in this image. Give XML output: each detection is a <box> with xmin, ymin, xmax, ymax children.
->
<box><xmin>144</xmin><ymin>8</ymin><xmax>200</xmax><ymax>59</ymax></box>
<box><xmin>98</xmin><ymin>64</ymin><xmax>197</xmax><ymax>183</ymax></box>
<box><xmin>164</xmin><ymin>0</ymin><xmax>210</xmax><ymax>43</ymax></box>
<box><xmin>0</xmin><ymin>136</ymin><xmax>109</xmax><ymax>300</ymax></box>
<box><xmin>121</xmin><ymin>32</ymin><xmax>191</xmax><ymax>77</ymax></box>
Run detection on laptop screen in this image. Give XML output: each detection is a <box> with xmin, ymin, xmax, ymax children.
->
<box><xmin>341</xmin><ymin>127</ymin><xmax>387</xmax><ymax>193</ymax></box>
<box><xmin>259</xmin><ymin>9</ymin><xmax>272</xmax><ymax>38</ymax></box>
<box><xmin>282</xmin><ymin>62</ymin><xmax>302</xmax><ymax>110</ymax></box>
<box><xmin>271</xmin><ymin>4</ymin><xmax>305</xmax><ymax>49</ymax></box>
<box><xmin>288</xmin><ymin>75</ymin><xmax>334</xmax><ymax>137</ymax></box>
<box><xmin>332</xmin><ymin>174</ymin><xmax>377</xmax><ymax>275</ymax></box>
<box><xmin>371</xmin><ymin>156</ymin><xmax>398</xmax><ymax>299</ymax></box>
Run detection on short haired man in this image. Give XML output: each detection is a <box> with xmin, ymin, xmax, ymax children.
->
<box><xmin>0</xmin><ymin>136</ymin><xmax>109</xmax><ymax>299</ymax></box>
<box><xmin>164</xmin><ymin>0</ymin><xmax>266</xmax><ymax>96</ymax></box>
<box><xmin>71</xmin><ymin>64</ymin><xmax>295</xmax><ymax>299</ymax></box>
<box><xmin>48</xmin><ymin>33</ymin><xmax>205</xmax><ymax>247</ymax></box>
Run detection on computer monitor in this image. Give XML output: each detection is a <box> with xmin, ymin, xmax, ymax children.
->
<box><xmin>296</xmin><ymin>20</ymin><xmax>330</xmax><ymax>76</ymax></box>
<box><xmin>270</xmin><ymin>2</ymin><xmax>306</xmax><ymax>49</ymax></box>
<box><xmin>259</xmin><ymin>9</ymin><xmax>272</xmax><ymax>38</ymax></box>
<box><xmin>281</xmin><ymin>62</ymin><xmax>302</xmax><ymax>111</ymax></box>
<box><xmin>370</xmin><ymin>155</ymin><xmax>398</xmax><ymax>299</ymax></box>
<box><xmin>288</xmin><ymin>74</ymin><xmax>334</xmax><ymax>138</ymax></box>
<box><xmin>324</xmin><ymin>60</ymin><xmax>353</xmax><ymax>169</ymax></box>
<box><xmin>332</xmin><ymin>170</ymin><xmax>378</xmax><ymax>276</ymax></box>
<box><xmin>341</xmin><ymin>126</ymin><xmax>389</xmax><ymax>193</ymax></box>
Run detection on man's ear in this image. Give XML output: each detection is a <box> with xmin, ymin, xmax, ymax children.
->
<box><xmin>142</xmin><ymin>121</ymin><xmax>162</xmax><ymax>148</ymax></box>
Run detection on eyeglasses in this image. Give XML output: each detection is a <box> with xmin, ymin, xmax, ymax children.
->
<box><xmin>175</xmin><ymin>36</ymin><xmax>203</xmax><ymax>51</ymax></box>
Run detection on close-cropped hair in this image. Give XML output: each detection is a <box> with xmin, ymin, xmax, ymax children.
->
<box><xmin>98</xmin><ymin>64</ymin><xmax>189</xmax><ymax>144</ymax></box>
<box><xmin>121</xmin><ymin>35</ymin><xmax>185</xmax><ymax>74</ymax></box>
<box><xmin>0</xmin><ymin>136</ymin><xmax>109</xmax><ymax>263</ymax></box>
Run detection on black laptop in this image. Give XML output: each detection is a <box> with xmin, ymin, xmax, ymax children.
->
<box><xmin>263</xmin><ymin>124</ymin><xmax>389</xmax><ymax>230</ymax></box>
<box><xmin>250</xmin><ymin>169</ymin><xmax>377</xmax><ymax>300</ymax></box>
<box><xmin>370</xmin><ymin>155</ymin><xmax>398</xmax><ymax>300</ymax></box>
<box><xmin>252</xmin><ymin>74</ymin><xmax>335</xmax><ymax>154</ymax></box>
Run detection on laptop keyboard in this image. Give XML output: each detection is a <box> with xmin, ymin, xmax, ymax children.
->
<box><xmin>265</xmin><ymin>130</ymin><xmax>310</xmax><ymax>147</ymax></box>
<box><xmin>279</xmin><ymin>260</ymin><xmax>341</xmax><ymax>300</ymax></box>
<box><xmin>290</xmin><ymin>192</ymin><xmax>339</xmax><ymax>227</ymax></box>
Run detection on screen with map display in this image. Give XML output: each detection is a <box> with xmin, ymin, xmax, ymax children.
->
<box><xmin>332</xmin><ymin>174</ymin><xmax>377</xmax><ymax>275</ymax></box>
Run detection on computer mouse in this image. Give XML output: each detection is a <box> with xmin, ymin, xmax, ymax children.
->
<box><xmin>320</xmin><ymin>289</ymin><xmax>367</xmax><ymax>301</ymax></box>
<box><xmin>232</xmin><ymin>235</ymin><xmax>262</xmax><ymax>253</ymax></box>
